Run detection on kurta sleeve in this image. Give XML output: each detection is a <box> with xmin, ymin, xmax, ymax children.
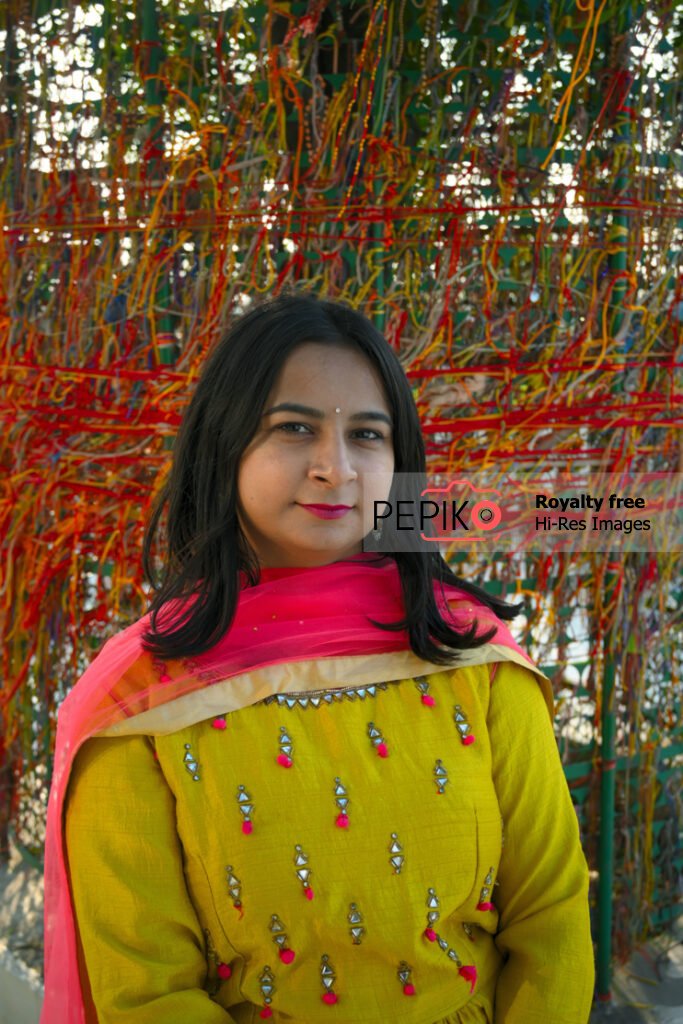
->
<box><xmin>64</xmin><ymin>734</ymin><xmax>235</xmax><ymax>1023</ymax></box>
<box><xmin>488</xmin><ymin>660</ymin><xmax>595</xmax><ymax>1023</ymax></box>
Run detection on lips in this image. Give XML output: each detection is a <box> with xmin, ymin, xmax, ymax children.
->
<box><xmin>299</xmin><ymin>504</ymin><xmax>353</xmax><ymax>520</ymax></box>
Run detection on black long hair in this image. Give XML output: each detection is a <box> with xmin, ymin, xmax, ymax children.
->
<box><xmin>141</xmin><ymin>292</ymin><xmax>522</xmax><ymax>662</ymax></box>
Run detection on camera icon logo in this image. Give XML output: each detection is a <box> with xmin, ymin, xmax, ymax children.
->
<box><xmin>420</xmin><ymin>479</ymin><xmax>503</xmax><ymax>543</ymax></box>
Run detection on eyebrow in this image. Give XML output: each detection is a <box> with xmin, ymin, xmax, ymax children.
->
<box><xmin>262</xmin><ymin>402</ymin><xmax>393</xmax><ymax>428</ymax></box>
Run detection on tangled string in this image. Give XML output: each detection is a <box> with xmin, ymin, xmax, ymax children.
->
<box><xmin>0</xmin><ymin>0</ymin><xmax>681</xmax><ymax>970</ymax></box>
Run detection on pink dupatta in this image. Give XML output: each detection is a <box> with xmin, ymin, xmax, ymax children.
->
<box><xmin>41</xmin><ymin>553</ymin><xmax>548</xmax><ymax>1022</ymax></box>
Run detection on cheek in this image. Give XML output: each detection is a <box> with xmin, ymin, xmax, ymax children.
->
<box><xmin>238</xmin><ymin>449</ymin><xmax>295</xmax><ymax>505</ymax></box>
<box><xmin>236</xmin><ymin>459</ymin><xmax>262</xmax><ymax>511</ymax></box>
<box><xmin>359</xmin><ymin>451</ymin><xmax>394</xmax><ymax>500</ymax></box>
<box><xmin>367</xmin><ymin>447</ymin><xmax>395</xmax><ymax>479</ymax></box>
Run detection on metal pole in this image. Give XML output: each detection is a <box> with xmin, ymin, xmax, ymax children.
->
<box><xmin>596</xmin><ymin>570</ymin><xmax>619</xmax><ymax>998</ymax></box>
<box><xmin>140</xmin><ymin>0</ymin><xmax>176</xmax><ymax>366</ymax></box>
<box><xmin>370</xmin><ymin>4</ymin><xmax>391</xmax><ymax>333</ymax></box>
<box><xmin>596</xmin><ymin>9</ymin><xmax>632</xmax><ymax>998</ymax></box>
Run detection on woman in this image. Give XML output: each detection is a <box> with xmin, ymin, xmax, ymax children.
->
<box><xmin>42</xmin><ymin>293</ymin><xmax>594</xmax><ymax>1023</ymax></box>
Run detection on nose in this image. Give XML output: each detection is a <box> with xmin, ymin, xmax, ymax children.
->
<box><xmin>308</xmin><ymin>428</ymin><xmax>358</xmax><ymax>486</ymax></box>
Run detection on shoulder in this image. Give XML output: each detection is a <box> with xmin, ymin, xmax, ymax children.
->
<box><xmin>63</xmin><ymin>618</ymin><xmax>149</xmax><ymax>702</ymax></box>
<box><xmin>488</xmin><ymin>657</ymin><xmax>556</xmax><ymax>728</ymax></box>
<box><xmin>66</xmin><ymin>733</ymin><xmax>159</xmax><ymax>812</ymax></box>
<box><xmin>60</xmin><ymin>620</ymin><xmax>161</xmax><ymax>726</ymax></box>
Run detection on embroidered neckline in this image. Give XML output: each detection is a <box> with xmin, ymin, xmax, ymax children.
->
<box><xmin>259</xmin><ymin>680</ymin><xmax>398</xmax><ymax>708</ymax></box>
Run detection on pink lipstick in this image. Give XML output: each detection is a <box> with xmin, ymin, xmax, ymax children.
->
<box><xmin>299</xmin><ymin>504</ymin><xmax>353</xmax><ymax>520</ymax></box>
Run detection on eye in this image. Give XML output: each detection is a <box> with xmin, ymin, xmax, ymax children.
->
<box><xmin>352</xmin><ymin>428</ymin><xmax>386</xmax><ymax>441</ymax></box>
<box><xmin>275</xmin><ymin>421</ymin><xmax>313</xmax><ymax>434</ymax></box>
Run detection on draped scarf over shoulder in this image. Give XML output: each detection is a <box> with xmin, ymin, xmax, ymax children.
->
<box><xmin>41</xmin><ymin>553</ymin><xmax>551</xmax><ymax>1023</ymax></box>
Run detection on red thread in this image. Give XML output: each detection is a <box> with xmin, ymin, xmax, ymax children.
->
<box><xmin>459</xmin><ymin>964</ymin><xmax>477</xmax><ymax>993</ymax></box>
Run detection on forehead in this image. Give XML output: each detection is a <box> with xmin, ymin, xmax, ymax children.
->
<box><xmin>270</xmin><ymin>343</ymin><xmax>390</xmax><ymax>407</ymax></box>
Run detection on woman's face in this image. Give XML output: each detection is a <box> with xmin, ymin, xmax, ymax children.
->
<box><xmin>237</xmin><ymin>342</ymin><xmax>395</xmax><ymax>567</ymax></box>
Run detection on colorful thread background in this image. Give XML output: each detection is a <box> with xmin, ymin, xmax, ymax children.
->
<box><xmin>1</xmin><ymin>0</ymin><xmax>681</xmax><ymax>974</ymax></box>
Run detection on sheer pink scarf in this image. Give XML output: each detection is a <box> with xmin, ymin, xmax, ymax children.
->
<box><xmin>41</xmin><ymin>553</ymin><xmax>541</xmax><ymax>1022</ymax></box>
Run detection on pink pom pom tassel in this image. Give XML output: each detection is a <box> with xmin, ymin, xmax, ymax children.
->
<box><xmin>322</xmin><ymin>992</ymin><xmax>338</xmax><ymax>1005</ymax></box>
<box><xmin>212</xmin><ymin>717</ymin><xmax>227</xmax><ymax>730</ymax></box>
<box><xmin>459</xmin><ymin>964</ymin><xmax>478</xmax><ymax>993</ymax></box>
<box><xmin>421</xmin><ymin>694</ymin><xmax>435</xmax><ymax>706</ymax></box>
<box><xmin>377</xmin><ymin>742</ymin><xmax>389</xmax><ymax>758</ymax></box>
<box><xmin>476</xmin><ymin>901</ymin><xmax>494</xmax><ymax>912</ymax></box>
<box><xmin>424</xmin><ymin>927</ymin><xmax>437</xmax><ymax>941</ymax></box>
<box><xmin>335</xmin><ymin>813</ymin><xmax>349</xmax><ymax>828</ymax></box>
<box><xmin>217</xmin><ymin>962</ymin><xmax>232</xmax><ymax>979</ymax></box>
<box><xmin>277</xmin><ymin>753</ymin><xmax>293</xmax><ymax>767</ymax></box>
<box><xmin>462</xmin><ymin>734</ymin><xmax>475</xmax><ymax>746</ymax></box>
<box><xmin>279</xmin><ymin>948</ymin><xmax>295</xmax><ymax>964</ymax></box>
<box><xmin>242</xmin><ymin>821</ymin><xmax>253</xmax><ymax>835</ymax></box>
